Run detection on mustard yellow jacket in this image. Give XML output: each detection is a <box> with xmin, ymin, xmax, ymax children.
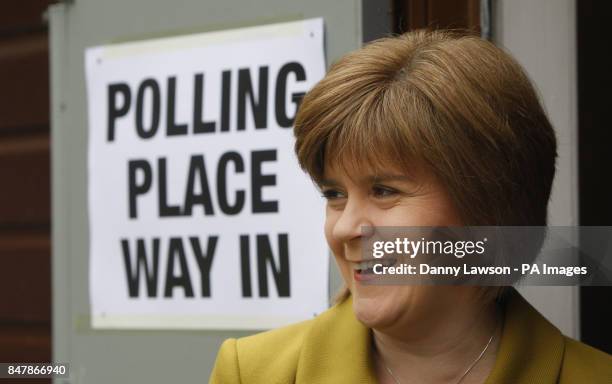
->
<box><xmin>210</xmin><ymin>289</ymin><xmax>612</xmax><ymax>383</ymax></box>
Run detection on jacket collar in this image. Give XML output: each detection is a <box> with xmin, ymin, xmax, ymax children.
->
<box><xmin>295</xmin><ymin>288</ymin><xmax>565</xmax><ymax>383</ymax></box>
<box><xmin>295</xmin><ymin>295</ymin><xmax>377</xmax><ymax>383</ymax></box>
<box><xmin>484</xmin><ymin>288</ymin><xmax>565</xmax><ymax>383</ymax></box>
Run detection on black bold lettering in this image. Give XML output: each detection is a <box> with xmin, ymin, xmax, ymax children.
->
<box><xmin>237</xmin><ymin>67</ymin><xmax>268</xmax><ymax>130</ymax></box>
<box><xmin>164</xmin><ymin>237</ymin><xmax>194</xmax><ymax>297</ymax></box>
<box><xmin>183</xmin><ymin>155</ymin><xmax>214</xmax><ymax>216</ymax></box>
<box><xmin>135</xmin><ymin>79</ymin><xmax>161</xmax><ymax>139</ymax></box>
<box><xmin>193</xmin><ymin>73</ymin><xmax>216</xmax><ymax>134</ymax></box>
<box><xmin>220</xmin><ymin>70</ymin><xmax>231</xmax><ymax>132</ymax></box>
<box><xmin>167</xmin><ymin>76</ymin><xmax>188</xmax><ymax>136</ymax></box>
<box><xmin>275</xmin><ymin>62</ymin><xmax>306</xmax><ymax>128</ymax></box>
<box><xmin>256</xmin><ymin>234</ymin><xmax>290</xmax><ymax>297</ymax></box>
<box><xmin>128</xmin><ymin>159</ymin><xmax>152</xmax><ymax>219</ymax></box>
<box><xmin>108</xmin><ymin>83</ymin><xmax>131</xmax><ymax>141</ymax></box>
<box><xmin>217</xmin><ymin>151</ymin><xmax>245</xmax><ymax>215</ymax></box>
<box><xmin>189</xmin><ymin>236</ymin><xmax>217</xmax><ymax>297</ymax></box>
<box><xmin>158</xmin><ymin>158</ymin><xmax>182</xmax><ymax>217</ymax></box>
<box><xmin>240</xmin><ymin>235</ymin><xmax>252</xmax><ymax>297</ymax></box>
<box><xmin>251</xmin><ymin>150</ymin><xmax>278</xmax><ymax>213</ymax></box>
<box><xmin>121</xmin><ymin>238</ymin><xmax>160</xmax><ymax>298</ymax></box>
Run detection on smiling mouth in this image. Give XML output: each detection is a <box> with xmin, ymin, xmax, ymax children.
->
<box><xmin>352</xmin><ymin>257</ymin><xmax>398</xmax><ymax>274</ymax></box>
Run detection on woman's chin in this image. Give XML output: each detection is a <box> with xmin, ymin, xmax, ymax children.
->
<box><xmin>351</xmin><ymin>287</ymin><xmax>412</xmax><ymax>329</ymax></box>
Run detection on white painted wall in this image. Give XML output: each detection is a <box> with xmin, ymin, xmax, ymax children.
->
<box><xmin>493</xmin><ymin>0</ymin><xmax>579</xmax><ymax>338</ymax></box>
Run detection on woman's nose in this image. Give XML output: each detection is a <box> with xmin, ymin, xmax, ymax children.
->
<box><xmin>331</xmin><ymin>198</ymin><xmax>374</xmax><ymax>243</ymax></box>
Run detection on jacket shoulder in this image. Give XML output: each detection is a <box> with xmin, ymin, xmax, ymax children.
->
<box><xmin>209</xmin><ymin>318</ymin><xmax>315</xmax><ymax>384</ymax></box>
<box><xmin>559</xmin><ymin>337</ymin><xmax>612</xmax><ymax>383</ymax></box>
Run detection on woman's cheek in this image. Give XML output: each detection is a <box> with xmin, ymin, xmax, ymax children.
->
<box><xmin>323</xmin><ymin>211</ymin><xmax>351</xmax><ymax>279</ymax></box>
<box><xmin>323</xmin><ymin>209</ymin><xmax>338</xmax><ymax>244</ymax></box>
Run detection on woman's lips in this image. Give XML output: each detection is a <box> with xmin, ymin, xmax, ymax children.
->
<box><xmin>354</xmin><ymin>269</ymin><xmax>376</xmax><ymax>282</ymax></box>
<box><xmin>352</xmin><ymin>258</ymin><xmax>397</xmax><ymax>282</ymax></box>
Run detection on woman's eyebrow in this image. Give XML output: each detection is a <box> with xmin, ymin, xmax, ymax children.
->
<box><xmin>318</xmin><ymin>175</ymin><xmax>413</xmax><ymax>187</ymax></box>
<box><xmin>318</xmin><ymin>178</ymin><xmax>339</xmax><ymax>187</ymax></box>
<box><xmin>368</xmin><ymin>174</ymin><xmax>414</xmax><ymax>183</ymax></box>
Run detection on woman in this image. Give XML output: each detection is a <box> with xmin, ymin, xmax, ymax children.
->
<box><xmin>209</xmin><ymin>30</ymin><xmax>612</xmax><ymax>383</ymax></box>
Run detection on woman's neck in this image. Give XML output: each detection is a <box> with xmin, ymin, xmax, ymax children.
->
<box><xmin>372</xmin><ymin>299</ymin><xmax>501</xmax><ymax>384</ymax></box>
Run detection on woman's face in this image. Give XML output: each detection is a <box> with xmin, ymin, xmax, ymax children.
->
<box><xmin>321</xmin><ymin>160</ymin><xmax>471</xmax><ymax>332</ymax></box>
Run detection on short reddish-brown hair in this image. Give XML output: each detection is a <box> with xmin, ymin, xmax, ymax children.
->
<box><xmin>295</xmin><ymin>29</ymin><xmax>557</xmax><ymax>227</ymax></box>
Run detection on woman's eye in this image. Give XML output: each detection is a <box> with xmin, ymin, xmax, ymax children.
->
<box><xmin>372</xmin><ymin>185</ymin><xmax>397</xmax><ymax>198</ymax></box>
<box><xmin>321</xmin><ymin>189</ymin><xmax>345</xmax><ymax>200</ymax></box>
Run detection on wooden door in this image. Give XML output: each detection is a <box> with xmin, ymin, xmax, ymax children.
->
<box><xmin>392</xmin><ymin>0</ymin><xmax>481</xmax><ymax>33</ymax></box>
<box><xmin>0</xmin><ymin>2</ymin><xmax>53</xmax><ymax>382</ymax></box>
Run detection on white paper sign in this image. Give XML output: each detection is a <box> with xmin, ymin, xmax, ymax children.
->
<box><xmin>85</xmin><ymin>18</ymin><xmax>328</xmax><ymax>330</ymax></box>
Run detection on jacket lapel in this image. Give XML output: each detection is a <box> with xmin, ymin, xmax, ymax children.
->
<box><xmin>295</xmin><ymin>296</ymin><xmax>378</xmax><ymax>383</ymax></box>
<box><xmin>484</xmin><ymin>289</ymin><xmax>565</xmax><ymax>384</ymax></box>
